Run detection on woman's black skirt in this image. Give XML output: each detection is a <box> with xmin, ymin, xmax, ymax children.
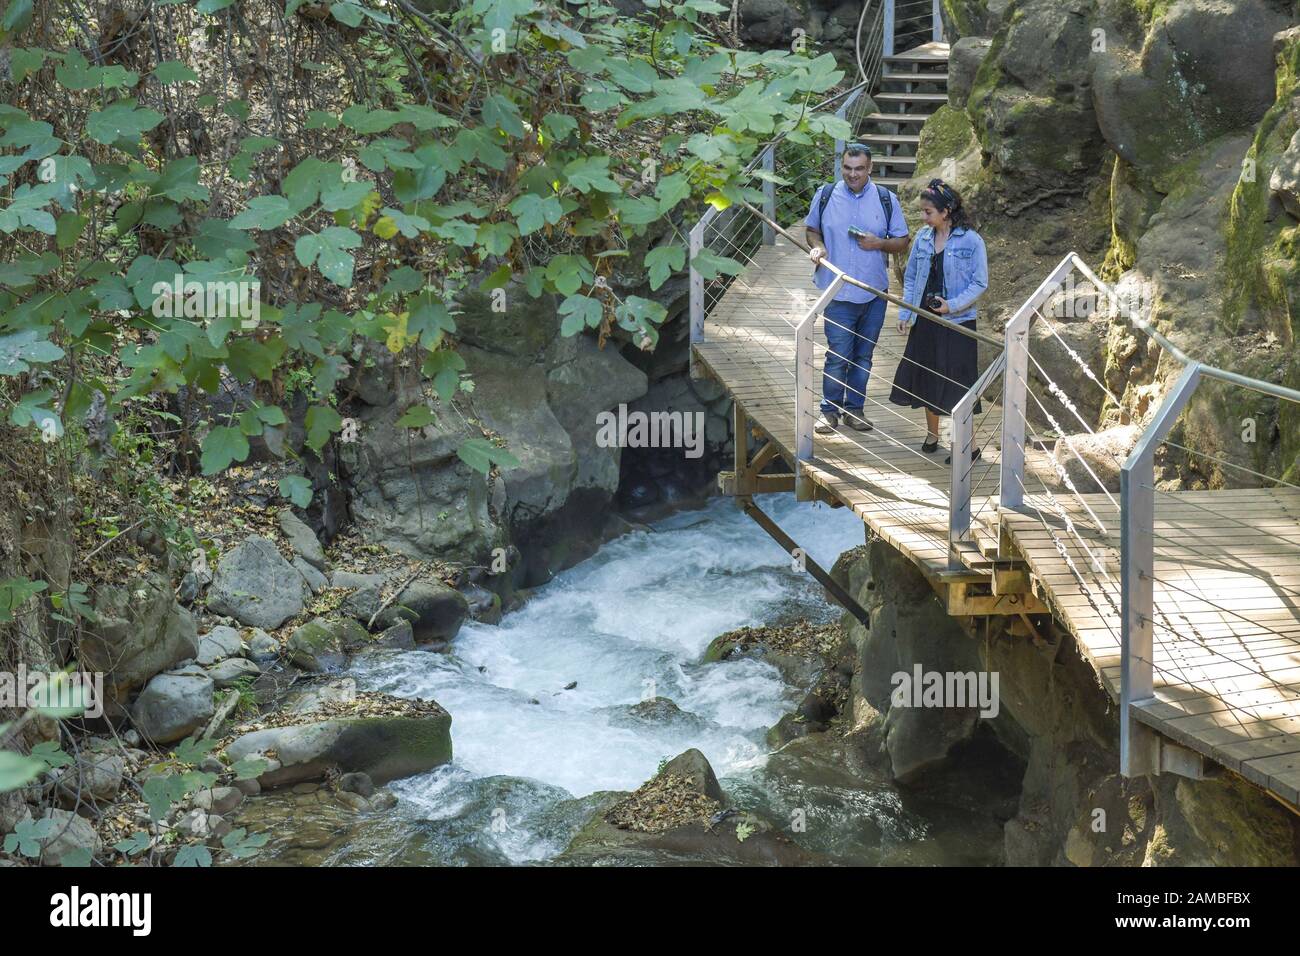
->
<box><xmin>889</xmin><ymin>316</ymin><xmax>981</xmax><ymax>416</ymax></box>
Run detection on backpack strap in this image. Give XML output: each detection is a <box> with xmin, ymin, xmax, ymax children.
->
<box><xmin>876</xmin><ymin>184</ymin><xmax>892</xmax><ymax>233</ymax></box>
<box><xmin>815</xmin><ymin>181</ymin><xmax>835</xmax><ymax>223</ymax></box>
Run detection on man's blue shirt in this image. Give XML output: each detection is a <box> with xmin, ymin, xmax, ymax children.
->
<box><xmin>805</xmin><ymin>178</ymin><xmax>909</xmax><ymax>304</ymax></box>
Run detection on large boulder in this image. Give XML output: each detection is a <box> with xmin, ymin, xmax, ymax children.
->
<box><xmin>223</xmin><ymin>703</ymin><xmax>452</xmax><ymax>788</ymax></box>
<box><xmin>544</xmin><ymin>334</ymin><xmax>648</xmax><ymax>497</ymax></box>
<box><xmin>376</xmin><ymin>578</ymin><xmax>469</xmax><ymax>643</ymax></box>
<box><xmin>949</xmin><ymin>36</ymin><xmax>993</xmax><ymax>109</ymax></box>
<box><xmin>81</xmin><ymin>574</ymin><xmax>198</xmax><ymax>715</ymax></box>
<box><xmin>1092</xmin><ymin>0</ymin><xmax>1290</xmax><ymax>176</ymax></box>
<box><xmin>341</xmin><ymin>397</ymin><xmax>501</xmax><ymax>563</ymax></box>
<box><xmin>966</xmin><ymin>0</ymin><xmax>1109</xmax><ymax>210</ymax></box>
<box><xmin>207</xmin><ymin>537</ymin><xmax>305</xmax><ymax>629</ymax></box>
<box><xmin>131</xmin><ymin>672</ymin><xmax>215</xmax><ymax>744</ymax></box>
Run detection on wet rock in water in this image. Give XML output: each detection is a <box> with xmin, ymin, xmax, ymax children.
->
<box><xmin>132</xmin><ymin>672</ymin><xmax>215</xmax><ymax>744</ymax></box>
<box><xmin>206</xmin><ymin>657</ymin><xmax>261</xmax><ymax>688</ymax></box>
<box><xmin>605</xmin><ymin>697</ymin><xmax>714</xmax><ymax>734</ymax></box>
<box><xmin>371</xmin><ymin>620</ymin><xmax>416</xmax><ymax>651</ymax></box>
<box><xmin>207</xmin><ymin>537</ymin><xmax>305</xmax><ymax>629</ymax></box>
<box><xmin>703</xmin><ymin>621</ymin><xmax>837</xmax><ymax>689</ymax></box>
<box><xmin>37</xmin><ymin>809</ymin><xmax>101</xmax><ymax>866</ymax></box>
<box><xmin>223</xmin><ymin>701</ymin><xmax>452</xmax><ymax>789</ymax></box>
<box><xmin>278</xmin><ymin>508</ymin><xmax>326</xmax><ymax>570</ymax></box>
<box><xmin>197</xmin><ymin>625</ymin><xmax>243</xmax><ymax>665</ymax></box>
<box><xmin>376</xmin><ymin>578</ymin><xmax>469</xmax><ymax>643</ymax></box>
<box><xmin>766</xmin><ymin>712</ymin><xmax>811</xmax><ymax>749</ymax></box>
<box><xmin>339</xmin><ymin>772</ymin><xmax>375</xmax><ymax>798</ymax></box>
<box><xmin>461</xmin><ymin>583</ymin><xmax>501</xmax><ymax>624</ymax></box>
<box><xmin>559</xmin><ymin>748</ymin><xmax>817</xmax><ymax>866</ymax></box>
<box><xmin>286</xmin><ymin>617</ymin><xmax>367</xmax><ymax>672</ymax></box>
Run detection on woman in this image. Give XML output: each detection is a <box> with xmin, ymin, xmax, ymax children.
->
<box><xmin>888</xmin><ymin>179</ymin><xmax>988</xmax><ymax>465</ymax></box>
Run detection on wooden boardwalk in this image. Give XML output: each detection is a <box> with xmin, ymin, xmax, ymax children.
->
<box><xmin>693</xmin><ymin>236</ymin><xmax>1300</xmax><ymax>813</ymax></box>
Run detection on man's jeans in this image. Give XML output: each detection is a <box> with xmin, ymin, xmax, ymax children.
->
<box><xmin>821</xmin><ymin>296</ymin><xmax>887</xmax><ymax>416</ymax></box>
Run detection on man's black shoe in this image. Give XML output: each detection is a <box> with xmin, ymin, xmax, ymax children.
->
<box><xmin>844</xmin><ymin>414</ymin><xmax>873</xmax><ymax>432</ymax></box>
<box><xmin>814</xmin><ymin>412</ymin><xmax>841</xmax><ymax>434</ymax></box>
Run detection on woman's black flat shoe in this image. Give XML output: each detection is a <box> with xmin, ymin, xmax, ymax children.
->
<box><xmin>921</xmin><ymin>438</ymin><xmax>939</xmax><ymax>454</ymax></box>
<box><xmin>944</xmin><ymin>446</ymin><xmax>982</xmax><ymax>465</ymax></box>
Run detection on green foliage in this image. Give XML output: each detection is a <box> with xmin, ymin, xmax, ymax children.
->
<box><xmin>0</xmin><ymin>0</ymin><xmax>851</xmax><ymax>492</ymax></box>
<box><xmin>3</xmin><ymin>817</ymin><xmax>52</xmax><ymax>858</ymax></box>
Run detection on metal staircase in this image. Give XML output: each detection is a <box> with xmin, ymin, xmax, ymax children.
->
<box><xmin>850</xmin><ymin>1</ymin><xmax>950</xmax><ymax>189</ymax></box>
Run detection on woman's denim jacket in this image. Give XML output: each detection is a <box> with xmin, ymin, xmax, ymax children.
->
<box><xmin>898</xmin><ymin>225</ymin><xmax>988</xmax><ymax>326</ymax></box>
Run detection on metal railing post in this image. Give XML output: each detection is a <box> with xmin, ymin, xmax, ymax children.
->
<box><xmin>883</xmin><ymin>0</ymin><xmax>895</xmax><ymax>56</ymax></box>
<box><xmin>761</xmin><ymin>146</ymin><xmax>776</xmax><ymax>246</ymax></box>
<box><xmin>932</xmin><ymin>0</ymin><xmax>943</xmax><ymax>41</ymax></box>
<box><xmin>689</xmin><ymin>217</ymin><xmax>706</xmax><ymax>346</ymax></box>
<box><xmin>795</xmin><ymin>277</ymin><xmax>845</xmax><ymax>497</ymax></box>
<box><xmin>1119</xmin><ymin>361</ymin><xmax>1201</xmax><ymax>777</ymax></box>
<box><xmin>999</xmin><ymin>256</ymin><xmax>1076</xmax><ymax>513</ymax></box>
<box><xmin>949</xmin><ymin>351</ymin><xmax>1005</xmax><ymax>567</ymax></box>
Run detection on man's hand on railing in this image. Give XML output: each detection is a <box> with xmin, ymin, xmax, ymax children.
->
<box><xmin>808</xmin><ymin>245</ymin><xmax>826</xmax><ymax>263</ymax></box>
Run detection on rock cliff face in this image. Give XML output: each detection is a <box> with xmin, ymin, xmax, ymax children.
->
<box><xmin>832</xmin><ymin>540</ymin><xmax>1300</xmax><ymax>865</ymax></box>
<box><xmin>339</xmin><ymin>278</ymin><xmax>650</xmax><ymax>588</ymax></box>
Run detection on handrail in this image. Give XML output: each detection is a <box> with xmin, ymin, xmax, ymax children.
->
<box><xmin>739</xmin><ymin>201</ymin><xmax>1002</xmax><ymax>348</ymax></box>
<box><xmin>995</xmin><ymin>250</ymin><xmax>1300</xmax><ymax>777</ymax></box>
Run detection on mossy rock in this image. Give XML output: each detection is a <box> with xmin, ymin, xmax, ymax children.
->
<box><xmin>1224</xmin><ymin>34</ymin><xmax>1300</xmax><ymax>338</ymax></box>
<box><xmin>914</xmin><ymin>105</ymin><xmax>978</xmax><ymax>177</ymax></box>
<box><xmin>286</xmin><ymin>617</ymin><xmax>367</xmax><ymax>672</ymax></box>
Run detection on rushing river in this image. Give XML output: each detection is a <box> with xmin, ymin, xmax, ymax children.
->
<box><xmin>243</xmin><ymin>494</ymin><xmax>1009</xmax><ymax>866</ymax></box>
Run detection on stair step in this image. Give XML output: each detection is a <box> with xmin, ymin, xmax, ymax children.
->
<box><xmin>881</xmin><ymin>71</ymin><xmax>950</xmax><ymax>86</ymax></box>
<box><xmin>863</xmin><ymin>112</ymin><xmax>929</xmax><ymax>124</ymax></box>
<box><xmin>858</xmin><ymin>133</ymin><xmax>921</xmax><ymax>145</ymax></box>
<box><xmin>884</xmin><ymin>51</ymin><xmax>950</xmax><ymax>66</ymax></box>
<box><xmin>872</xmin><ymin>176</ymin><xmax>910</xmax><ymax>188</ymax></box>
<box><xmin>875</xmin><ymin>92</ymin><xmax>949</xmax><ymax>104</ymax></box>
<box><xmin>873</xmin><ymin>155</ymin><xmax>917</xmax><ymax>167</ymax></box>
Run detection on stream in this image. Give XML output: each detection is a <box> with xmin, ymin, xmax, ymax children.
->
<box><xmin>243</xmin><ymin>494</ymin><xmax>1008</xmax><ymax>866</ymax></box>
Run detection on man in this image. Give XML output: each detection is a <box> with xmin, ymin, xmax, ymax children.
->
<box><xmin>805</xmin><ymin>144</ymin><xmax>910</xmax><ymax>434</ymax></box>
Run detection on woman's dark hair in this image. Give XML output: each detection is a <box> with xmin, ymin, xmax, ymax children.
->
<box><xmin>920</xmin><ymin>178</ymin><xmax>974</xmax><ymax>231</ymax></box>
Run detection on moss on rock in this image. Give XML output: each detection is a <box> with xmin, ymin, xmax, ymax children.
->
<box><xmin>1216</xmin><ymin>32</ymin><xmax>1300</xmax><ymax>335</ymax></box>
<box><xmin>915</xmin><ymin>104</ymin><xmax>978</xmax><ymax>177</ymax></box>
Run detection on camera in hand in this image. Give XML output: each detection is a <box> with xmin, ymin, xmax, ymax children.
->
<box><xmin>847</xmin><ymin>226</ymin><xmax>868</xmax><ymax>239</ymax></box>
<box><xmin>924</xmin><ymin>294</ymin><xmax>945</xmax><ymax>313</ymax></box>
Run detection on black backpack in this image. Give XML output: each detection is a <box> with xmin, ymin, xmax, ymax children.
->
<box><xmin>811</xmin><ymin>181</ymin><xmax>895</xmax><ymax>277</ymax></box>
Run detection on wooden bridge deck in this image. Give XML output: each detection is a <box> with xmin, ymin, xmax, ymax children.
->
<box><xmin>693</xmin><ymin>236</ymin><xmax>1300</xmax><ymax>812</ymax></box>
